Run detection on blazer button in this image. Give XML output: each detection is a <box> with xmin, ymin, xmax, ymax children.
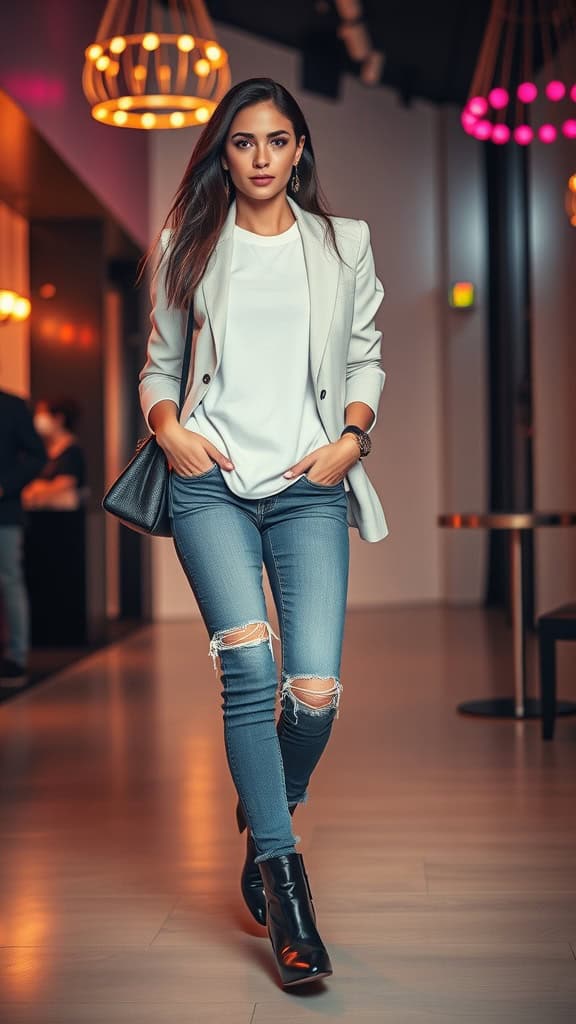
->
<box><xmin>320</xmin><ymin>389</ymin><xmax>326</xmax><ymax>399</ymax></box>
<box><xmin>202</xmin><ymin>373</ymin><xmax>211</xmax><ymax>384</ymax></box>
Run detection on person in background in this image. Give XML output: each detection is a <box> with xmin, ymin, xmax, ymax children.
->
<box><xmin>0</xmin><ymin>388</ymin><xmax>47</xmax><ymax>684</ymax></box>
<box><xmin>22</xmin><ymin>398</ymin><xmax>86</xmax><ymax>510</ymax></box>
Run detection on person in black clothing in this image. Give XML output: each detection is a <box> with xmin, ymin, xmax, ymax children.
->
<box><xmin>0</xmin><ymin>389</ymin><xmax>47</xmax><ymax>682</ymax></box>
<box><xmin>22</xmin><ymin>398</ymin><xmax>86</xmax><ymax>510</ymax></box>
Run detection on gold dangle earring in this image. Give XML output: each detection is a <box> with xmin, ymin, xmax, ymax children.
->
<box><xmin>290</xmin><ymin>163</ymin><xmax>300</xmax><ymax>193</ymax></box>
<box><xmin>223</xmin><ymin>168</ymin><xmax>230</xmax><ymax>199</ymax></box>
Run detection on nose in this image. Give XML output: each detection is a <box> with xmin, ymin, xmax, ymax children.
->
<box><xmin>253</xmin><ymin>146</ymin><xmax>269</xmax><ymax>169</ymax></box>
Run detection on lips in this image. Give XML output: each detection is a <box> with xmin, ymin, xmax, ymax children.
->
<box><xmin>250</xmin><ymin>176</ymin><xmax>274</xmax><ymax>183</ymax></box>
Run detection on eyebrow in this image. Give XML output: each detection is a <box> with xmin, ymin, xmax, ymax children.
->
<box><xmin>230</xmin><ymin>130</ymin><xmax>291</xmax><ymax>139</ymax></box>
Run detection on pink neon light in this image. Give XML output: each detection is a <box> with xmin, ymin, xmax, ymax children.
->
<box><xmin>571</xmin><ymin>85</ymin><xmax>576</xmax><ymax>102</ymax></box>
<box><xmin>538</xmin><ymin>124</ymin><xmax>557</xmax><ymax>143</ymax></box>
<box><xmin>518</xmin><ymin>82</ymin><xmax>537</xmax><ymax>103</ymax></box>
<box><xmin>514</xmin><ymin>125</ymin><xmax>533</xmax><ymax>145</ymax></box>
<box><xmin>489</xmin><ymin>87</ymin><xmax>509</xmax><ymax>109</ymax></box>
<box><xmin>546</xmin><ymin>81</ymin><xmax>566</xmax><ymax>101</ymax></box>
<box><xmin>492</xmin><ymin>124</ymin><xmax>510</xmax><ymax>144</ymax></box>
<box><xmin>468</xmin><ymin>96</ymin><xmax>488</xmax><ymax>117</ymax></box>
<box><xmin>562</xmin><ymin>119</ymin><xmax>576</xmax><ymax>139</ymax></box>
<box><xmin>473</xmin><ymin>120</ymin><xmax>493</xmax><ymax>140</ymax></box>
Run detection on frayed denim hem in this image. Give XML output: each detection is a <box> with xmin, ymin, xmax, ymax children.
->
<box><xmin>254</xmin><ymin>837</ymin><xmax>301</xmax><ymax>865</ymax></box>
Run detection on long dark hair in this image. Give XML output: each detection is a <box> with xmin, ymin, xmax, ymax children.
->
<box><xmin>138</xmin><ymin>77</ymin><xmax>345</xmax><ymax>310</ymax></box>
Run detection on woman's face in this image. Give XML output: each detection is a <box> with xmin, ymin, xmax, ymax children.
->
<box><xmin>222</xmin><ymin>100</ymin><xmax>305</xmax><ymax>202</ymax></box>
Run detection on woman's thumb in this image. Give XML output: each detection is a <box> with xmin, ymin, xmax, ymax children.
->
<box><xmin>209</xmin><ymin>445</ymin><xmax>234</xmax><ymax>469</ymax></box>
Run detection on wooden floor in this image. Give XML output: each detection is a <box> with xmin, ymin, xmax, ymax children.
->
<box><xmin>1</xmin><ymin>607</ymin><xmax>575</xmax><ymax>1022</ymax></box>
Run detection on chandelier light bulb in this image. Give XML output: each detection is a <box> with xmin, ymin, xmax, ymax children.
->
<box><xmin>562</xmin><ymin>119</ymin><xmax>576</xmax><ymax>138</ymax></box>
<box><xmin>461</xmin><ymin>111</ymin><xmax>476</xmax><ymax>132</ymax></box>
<box><xmin>194</xmin><ymin>58</ymin><xmax>211</xmax><ymax>77</ymax></box>
<box><xmin>468</xmin><ymin>96</ymin><xmax>488</xmax><ymax>116</ymax></box>
<box><xmin>492</xmin><ymin>123</ymin><xmax>511</xmax><ymax>144</ymax></box>
<box><xmin>538</xmin><ymin>124</ymin><xmax>557</xmax><ymax>142</ymax></box>
<box><xmin>142</xmin><ymin>33</ymin><xmax>160</xmax><ymax>51</ymax></box>
<box><xmin>85</xmin><ymin>44</ymin><xmax>103</xmax><ymax>61</ymax></box>
<box><xmin>489</xmin><ymin>87</ymin><xmax>509</xmax><ymax>109</ymax></box>
<box><xmin>518</xmin><ymin>82</ymin><xmax>538</xmax><ymax>103</ymax></box>
<box><xmin>473</xmin><ymin>120</ymin><xmax>493</xmax><ymax>140</ymax></box>
<box><xmin>514</xmin><ymin>124</ymin><xmax>533</xmax><ymax>145</ymax></box>
<box><xmin>546</xmin><ymin>80</ymin><xmax>566</xmax><ymax>101</ymax></box>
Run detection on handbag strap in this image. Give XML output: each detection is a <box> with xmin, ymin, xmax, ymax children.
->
<box><xmin>178</xmin><ymin>298</ymin><xmax>195</xmax><ymax>413</ymax></box>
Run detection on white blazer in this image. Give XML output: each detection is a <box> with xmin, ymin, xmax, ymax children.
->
<box><xmin>139</xmin><ymin>194</ymin><xmax>389</xmax><ymax>542</ymax></box>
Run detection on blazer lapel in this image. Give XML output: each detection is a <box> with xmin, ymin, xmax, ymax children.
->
<box><xmin>287</xmin><ymin>194</ymin><xmax>341</xmax><ymax>382</ymax></box>
<box><xmin>201</xmin><ymin>194</ymin><xmax>341</xmax><ymax>382</ymax></box>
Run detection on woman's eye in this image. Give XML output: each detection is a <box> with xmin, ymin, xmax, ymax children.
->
<box><xmin>234</xmin><ymin>138</ymin><xmax>287</xmax><ymax>148</ymax></box>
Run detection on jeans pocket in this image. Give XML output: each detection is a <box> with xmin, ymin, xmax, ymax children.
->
<box><xmin>302</xmin><ymin>474</ymin><xmax>343</xmax><ymax>489</ymax></box>
<box><xmin>171</xmin><ymin>462</ymin><xmax>219</xmax><ymax>481</ymax></box>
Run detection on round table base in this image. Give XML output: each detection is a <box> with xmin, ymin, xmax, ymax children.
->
<box><xmin>457</xmin><ymin>697</ymin><xmax>576</xmax><ymax>719</ymax></box>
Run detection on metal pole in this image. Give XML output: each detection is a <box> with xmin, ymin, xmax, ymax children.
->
<box><xmin>509</xmin><ymin>528</ymin><xmax>526</xmax><ymax>717</ymax></box>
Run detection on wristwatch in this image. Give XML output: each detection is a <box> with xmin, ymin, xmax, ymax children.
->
<box><xmin>340</xmin><ymin>424</ymin><xmax>372</xmax><ymax>458</ymax></box>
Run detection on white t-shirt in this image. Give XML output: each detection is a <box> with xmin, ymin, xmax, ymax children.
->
<box><xmin>184</xmin><ymin>218</ymin><xmax>330</xmax><ymax>498</ymax></box>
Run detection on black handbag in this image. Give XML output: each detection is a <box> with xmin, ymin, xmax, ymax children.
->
<box><xmin>101</xmin><ymin>300</ymin><xmax>195</xmax><ymax>537</ymax></box>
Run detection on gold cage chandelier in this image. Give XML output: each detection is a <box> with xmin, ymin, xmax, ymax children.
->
<box><xmin>82</xmin><ymin>0</ymin><xmax>230</xmax><ymax>129</ymax></box>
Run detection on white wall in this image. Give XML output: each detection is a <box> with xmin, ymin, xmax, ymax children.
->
<box><xmin>437</xmin><ymin>109</ymin><xmax>489</xmax><ymax>604</ymax></box>
<box><xmin>147</xmin><ymin>23</ymin><xmax>446</xmax><ymax>619</ymax></box>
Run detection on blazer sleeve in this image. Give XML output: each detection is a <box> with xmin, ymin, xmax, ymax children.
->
<box><xmin>138</xmin><ymin>228</ymin><xmax>188</xmax><ymax>433</ymax></box>
<box><xmin>345</xmin><ymin>219</ymin><xmax>386</xmax><ymax>433</ymax></box>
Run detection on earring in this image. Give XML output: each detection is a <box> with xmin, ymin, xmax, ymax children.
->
<box><xmin>290</xmin><ymin>163</ymin><xmax>300</xmax><ymax>193</ymax></box>
<box><xmin>223</xmin><ymin>169</ymin><xmax>230</xmax><ymax>199</ymax></box>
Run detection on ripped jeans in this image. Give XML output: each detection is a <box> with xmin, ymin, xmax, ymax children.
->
<box><xmin>168</xmin><ymin>462</ymin><xmax>349</xmax><ymax>864</ymax></box>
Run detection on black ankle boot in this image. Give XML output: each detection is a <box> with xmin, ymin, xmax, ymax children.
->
<box><xmin>258</xmin><ymin>852</ymin><xmax>333</xmax><ymax>987</ymax></box>
<box><xmin>236</xmin><ymin>800</ymin><xmax>297</xmax><ymax>926</ymax></box>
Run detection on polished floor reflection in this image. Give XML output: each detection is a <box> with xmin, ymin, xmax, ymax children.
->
<box><xmin>0</xmin><ymin>607</ymin><xmax>575</xmax><ymax>1022</ymax></box>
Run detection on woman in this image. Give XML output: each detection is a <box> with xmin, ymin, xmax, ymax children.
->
<box><xmin>138</xmin><ymin>77</ymin><xmax>388</xmax><ymax>988</ymax></box>
<box><xmin>22</xmin><ymin>398</ymin><xmax>86</xmax><ymax>510</ymax></box>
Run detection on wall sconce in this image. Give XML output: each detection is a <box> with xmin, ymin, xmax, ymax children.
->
<box><xmin>449</xmin><ymin>282</ymin><xmax>476</xmax><ymax>309</ymax></box>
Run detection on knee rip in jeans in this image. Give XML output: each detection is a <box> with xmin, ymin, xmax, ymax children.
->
<box><xmin>208</xmin><ymin>620</ymin><xmax>280</xmax><ymax>673</ymax></box>
<box><xmin>280</xmin><ymin>673</ymin><xmax>343</xmax><ymax>723</ymax></box>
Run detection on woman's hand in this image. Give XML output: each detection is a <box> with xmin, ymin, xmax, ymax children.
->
<box><xmin>283</xmin><ymin>436</ymin><xmax>360</xmax><ymax>485</ymax></box>
<box><xmin>156</xmin><ymin>422</ymin><xmax>234</xmax><ymax>477</ymax></box>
